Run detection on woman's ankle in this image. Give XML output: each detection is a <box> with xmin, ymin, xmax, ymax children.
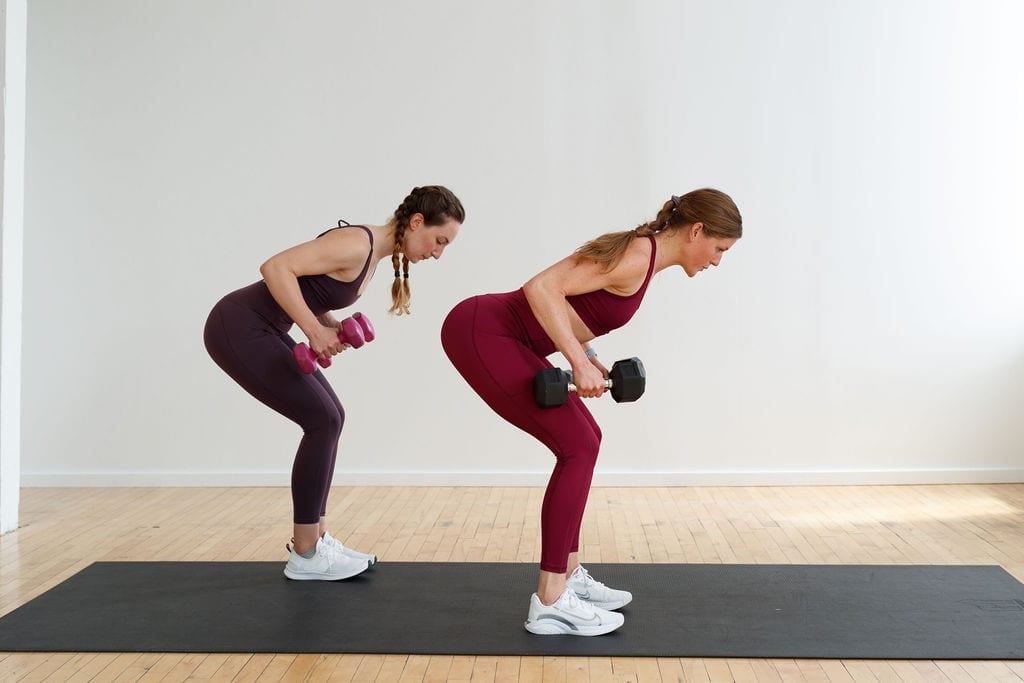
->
<box><xmin>292</xmin><ymin>523</ymin><xmax>321</xmax><ymax>555</ymax></box>
<box><xmin>537</xmin><ymin>570</ymin><xmax>568</xmax><ymax>605</ymax></box>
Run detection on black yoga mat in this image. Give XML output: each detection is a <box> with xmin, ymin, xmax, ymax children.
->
<box><xmin>1</xmin><ymin>562</ymin><xmax>1022</xmax><ymax>658</ymax></box>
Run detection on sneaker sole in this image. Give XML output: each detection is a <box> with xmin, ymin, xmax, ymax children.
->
<box><xmin>524</xmin><ymin>617</ymin><xmax>624</xmax><ymax>636</ymax></box>
<box><xmin>283</xmin><ymin>561</ymin><xmax>369</xmax><ymax>581</ymax></box>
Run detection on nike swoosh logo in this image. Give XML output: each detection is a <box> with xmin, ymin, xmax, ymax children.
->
<box><xmin>538</xmin><ymin>614</ymin><xmax>599</xmax><ymax>631</ymax></box>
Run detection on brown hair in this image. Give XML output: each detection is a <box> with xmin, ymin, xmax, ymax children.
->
<box><xmin>575</xmin><ymin>188</ymin><xmax>742</xmax><ymax>270</ymax></box>
<box><xmin>388</xmin><ymin>185</ymin><xmax>466</xmax><ymax>315</ymax></box>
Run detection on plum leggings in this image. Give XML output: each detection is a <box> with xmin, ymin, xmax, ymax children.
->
<box><xmin>203</xmin><ymin>299</ymin><xmax>343</xmax><ymax>525</ymax></box>
<box><xmin>440</xmin><ymin>294</ymin><xmax>602</xmax><ymax>574</ymax></box>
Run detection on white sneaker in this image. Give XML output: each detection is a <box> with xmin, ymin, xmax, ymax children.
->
<box><xmin>567</xmin><ymin>565</ymin><xmax>632</xmax><ymax>610</ymax></box>
<box><xmin>321</xmin><ymin>531</ymin><xmax>377</xmax><ymax>567</ymax></box>
<box><xmin>283</xmin><ymin>537</ymin><xmax>369</xmax><ymax>581</ymax></box>
<box><xmin>524</xmin><ymin>588</ymin><xmax>624</xmax><ymax>636</ymax></box>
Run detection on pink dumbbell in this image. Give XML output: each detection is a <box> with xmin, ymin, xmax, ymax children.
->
<box><xmin>293</xmin><ymin>312</ymin><xmax>376</xmax><ymax>374</ymax></box>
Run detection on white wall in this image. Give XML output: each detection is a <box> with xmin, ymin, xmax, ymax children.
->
<box><xmin>21</xmin><ymin>0</ymin><xmax>1024</xmax><ymax>487</ymax></box>
<box><xmin>1</xmin><ymin>0</ymin><xmax>26</xmax><ymax>530</ymax></box>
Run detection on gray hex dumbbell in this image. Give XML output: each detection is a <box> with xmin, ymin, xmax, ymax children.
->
<box><xmin>533</xmin><ymin>357</ymin><xmax>646</xmax><ymax>408</ymax></box>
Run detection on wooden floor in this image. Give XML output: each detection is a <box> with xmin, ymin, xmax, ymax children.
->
<box><xmin>1</xmin><ymin>484</ymin><xmax>1023</xmax><ymax>682</ymax></box>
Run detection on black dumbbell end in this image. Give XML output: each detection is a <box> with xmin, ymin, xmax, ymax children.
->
<box><xmin>533</xmin><ymin>367</ymin><xmax>571</xmax><ymax>408</ymax></box>
<box><xmin>608</xmin><ymin>357</ymin><xmax>646</xmax><ymax>403</ymax></box>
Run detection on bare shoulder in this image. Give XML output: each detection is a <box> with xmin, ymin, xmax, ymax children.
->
<box><xmin>527</xmin><ymin>235</ymin><xmax>651</xmax><ymax>297</ymax></box>
<box><xmin>315</xmin><ymin>226</ymin><xmax>373</xmax><ymax>269</ymax></box>
<box><xmin>317</xmin><ymin>225</ymin><xmax>372</xmax><ymax>251</ymax></box>
<box><xmin>263</xmin><ymin>225</ymin><xmax>375</xmax><ymax>279</ymax></box>
<box><xmin>620</xmin><ymin>234</ymin><xmax>654</xmax><ymax>270</ymax></box>
<box><xmin>601</xmin><ymin>235</ymin><xmax>653</xmax><ymax>294</ymax></box>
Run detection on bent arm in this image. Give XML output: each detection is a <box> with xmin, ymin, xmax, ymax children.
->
<box><xmin>259</xmin><ymin>229</ymin><xmax>371</xmax><ymax>339</ymax></box>
<box><xmin>522</xmin><ymin>251</ymin><xmax>646</xmax><ymax>376</ymax></box>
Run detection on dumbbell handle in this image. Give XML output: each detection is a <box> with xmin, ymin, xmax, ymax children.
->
<box><xmin>293</xmin><ymin>312</ymin><xmax>374</xmax><ymax>374</ymax></box>
<box><xmin>567</xmin><ymin>379</ymin><xmax>614</xmax><ymax>394</ymax></box>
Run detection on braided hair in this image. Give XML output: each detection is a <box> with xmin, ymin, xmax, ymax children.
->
<box><xmin>388</xmin><ymin>185</ymin><xmax>466</xmax><ymax>315</ymax></box>
<box><xmin>574</xmin><ymin>188</ymin><xmax>742</xmax><ymax>270</ymax></box>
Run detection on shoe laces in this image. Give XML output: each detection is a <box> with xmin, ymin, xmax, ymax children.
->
<box><xmin>559</xmin><ymin>588</ymin><xmax>584</xmax><ymax>610</ymax></box>
<box><xmin>573</xmin><ymin>566</ymin><xmax>603</xmax><ymax>589</ymax></box>
<box><xmin>558</xmin><ymin>588</ymin><xmax>602</xmax><ymax>619</ymax></box>
<box><xmin>319</xmin><ymin>536</ymin><xmax>347</xmax><ymax>559</ymax></box>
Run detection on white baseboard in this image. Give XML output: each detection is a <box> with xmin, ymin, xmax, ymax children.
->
<box><xmin>20</xmin><ymin>468</ymin><xmax>1024</xmax><ymax>487</ymax></box>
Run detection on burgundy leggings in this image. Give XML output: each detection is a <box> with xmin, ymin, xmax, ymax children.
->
<box><xmin>441</xmin><ymin>293</ymin><xmax>602</xmax><ymax>574</ymax></box>
<box><xmin>203</xmin><ymin>299</ymin><xmax>343</xmax><ymax>525</ymax></box>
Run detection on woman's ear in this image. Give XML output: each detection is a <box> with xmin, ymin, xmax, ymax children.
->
<box><xmin>689</xmin><ymin>222</ymin><xmax>704</xmax><ymax>240</ymax></box>
<box><xmin>407</xmin><ymin>213</ymin><xmax>425</xmax><ymax>231</ymax></box>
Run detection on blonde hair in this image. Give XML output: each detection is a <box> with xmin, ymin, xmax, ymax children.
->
<box><xmin>387</xmin><ymin>185</ymin><xmax>465</xmax><ymax>315</ymax></box>
<box><xmin>575</xmin><ymin>188</ymin><xmax>742</xmax><ymax>270</ymax></box>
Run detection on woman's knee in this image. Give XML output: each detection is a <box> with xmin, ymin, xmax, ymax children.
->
<box><xmin>554</xmin><ymin>428</ymin><xmax>601</xmax><ymax>469</ymax></box>
<box><xmin>324</xmin><ymin>404</ymin><xmax>345</xmax><ymax>435</ymax></box>
<box><xmin>303</xmin><ymin>403</ymin><xmax>345</xmax><ymax>437</ymax></box>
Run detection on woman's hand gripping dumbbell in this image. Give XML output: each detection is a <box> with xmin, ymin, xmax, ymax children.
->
<box><xmin>532</xmin><ymin>357</ymin><xmax>646</xmax><ymax>408</ymax></box>
<box><xmin>293</xmin><ymin>312</ymin><xmax>376</xmax><ymax>374</ymax></box>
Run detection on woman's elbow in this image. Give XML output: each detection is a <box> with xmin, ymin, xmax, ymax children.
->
<box><xmin>522</xmin><ymin>277</ymin><xmax>545</xmax><ymax>304</ymax></box>
<box><xmin>259</xmin><ymin>258</ymin><xmax>279</xmax><ymax>280</ymax></box>
<box><xmin>523</xmin><ymin>276</ymin><xmax>562</xmax><ymax>308</ymax></box>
